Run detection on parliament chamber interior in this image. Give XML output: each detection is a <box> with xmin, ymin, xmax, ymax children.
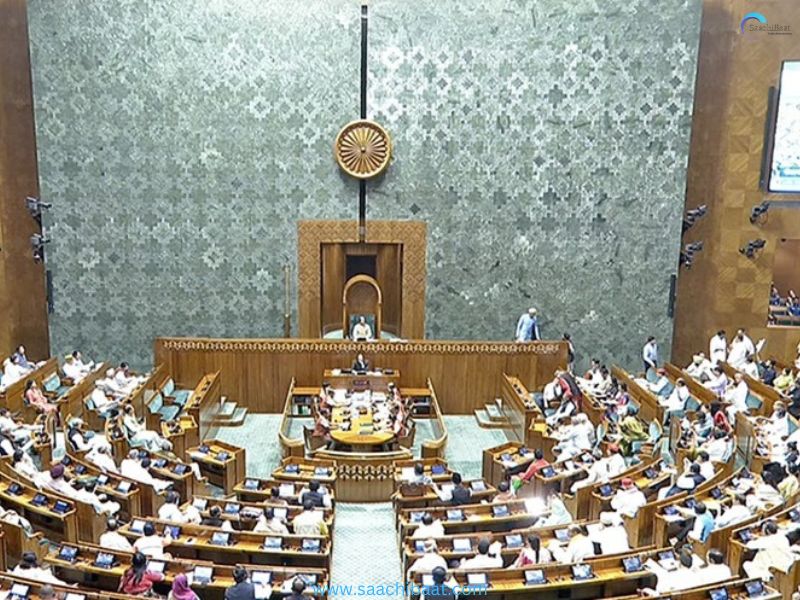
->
<box><xmin>2</xmin><ymin>0</ymin><xmax>800</xmax><ymax>599</ymax></box>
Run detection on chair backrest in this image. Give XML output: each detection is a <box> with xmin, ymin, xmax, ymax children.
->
<box><xmin>685</xmin><ymin>396</ymin><xmax>701</xmax><ymax>412</ymax></box>
<box><xmin>745</xmin><ymin>393</ymin><xmax>762</xmax><ymax>411</ymax></box>
<box><xmin>148</xmin><ymin>392</ymin><xmax>164</xmax><ymax>414</ymax></box>
<box><xmin>162</xmin><ymin>378</ymin><xmax>175</xmax><ymax>397</ymax></box>
<box><xmin>42</xmin><ymin>373</ymin><xmax>61</xmax><ymax>393</ymax></box>
<box><xmin>648</xmin><ymin>420</ymin><xmax>663</xmax><ymax>443</ymax></box>
<box><xmin>84</xmin><ymin>394</ymin><xmax>96</xmax><ymax>411</ymax></box>
<box><xmin>596</xmin><ymin>422</ymin><xmax>607</xmax><ymax>445</ymax></box>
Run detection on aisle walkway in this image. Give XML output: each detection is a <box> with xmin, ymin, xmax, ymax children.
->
<box><xmin>216</xmin><ymin>414</ymin><xmax>505</xmax><ymax>595</ymax></box>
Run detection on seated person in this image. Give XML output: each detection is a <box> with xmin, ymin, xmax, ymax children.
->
<box><xmin>685</xmin><ymin>353</ymin><xmax>713</xmax><ymax>381</ymax></box>
<box><xmin>24</xmin><ymin>380</ymin><xmax>58</xmax><ymax>415</ymax></box>
<box><xmin>100</xmin><ymin>518</ymin><xmax>133</xmax><ymax>551</ymax></box>
<box><xmin>590</xmin><ymin>511</ymin><xmax>630</xmax><ymax>554</ymax></box>
<box><xmin>660</xmin><ymin>378</ymin><xmax>690</xmax><ymax>422</ymax></box>
<box><xmin>291</xmin><ymin>500</ymin><xmax>328</xmax><ymax>536</ymax></box>
<box><xmin>672</xmin><ymin>502</ymin><xmax>715</xmax><ymax>545</ymax></box>
<box><xmin>352</xmin><ymin>353</ymin><xmax>370</xmax><ymax>371</ymax></box>
<box><xmin>407</xmin><ymin>539</ymin><xmax>447</xmax><ymax>577</ymax></box>
<box><xmin>510</xmin><ymin>534</ymin><xmax>552</xmax><ymax>568</ymax></box>
<box><xmin>703</xmin><ymin>367</ymin><xmax>728</xmax><ymax>397</ymax></box>
<box><xmin>351</xmin><ymin>317</ymin><xmax>374</xmax><ymax>341</ymax></box>
<box><xmin>12</xmin><ymin>552</ymin><xmax>69</xmax><ymax>586</ymax></box>
<box><xmin>548</xmin><ymin>524</ymin><xmax>594</xmax><ymax>563</ymax></box>
<box><xmin>493</xmin><ymin>480</ymin><xmax>516</xmax><ymax>503</ymax></box>
<box><xmin>254</xmin><ymin>507</ymin><xmax>289</xmax><ymax>535</ymax></box>
<box><xmin>120</xmin><ymin>450</ymin><xmax>172</xmax><ymax>492</ymax></box>
<box><xmin>11</xmin><ymin>346</ymin><xmax>38</xmax><ymax>372</ymax></box>
<box><xmin>433</xmin><ymin>472</ymin><xmax>471</xmax><ymax>505</ymax></box>
<box><xmin>534</xmin><ymin>492</ymin><xmax>572</xmax><ymax>528</ymax></box>
<box><xmin>459</xmin><ymin>537</ymin><xmax>503</xmax><ymax>569</ymax></box>
<box><xmin>62</xmin><ymin>352</ymin><xmax>93</xmax><ymax>382</ymax></box>
<box><xmin>518</xmin><ymin>449</ymin><xmax>549</xmax><ymax>483</ymax></box>
<box><xmin>201</xmin><ymin>505</ymin><xmax>234</xmax><ymax>531</ymax></box>
<box><xmin>609</xmin><ymin>477</ymin><xmax>646</xmax><ymax>518</ymax></box>
<box><xmin>421</xmin><ymin>566</ymin><xmax>456</xmax><ymax>600</ymax></box>
<box><xmin>121</xmin><ymin>404</ymin><xmax>172</xmax><ymax>452</ymax></box>
<box><xmin>412</xmin><ymin>514</ymin><xmax>445</xmax><ymax>539</ymax></box>
<box><xmin>119</xmin><ymin>552</ymin><xmax>165</xmax><ymax>595</ymax></box>
<box><xmin>301</xmin><ymin>479</ymin><xmax>332</xmax><ymax>508</ymax></box>
<box><xmin>134</xmin><ymin>521</ymin><xmax>172</xmax><ymax>558</ymax></box>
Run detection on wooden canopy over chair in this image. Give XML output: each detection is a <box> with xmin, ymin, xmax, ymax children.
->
<box><xmin>343</xmin><ymin>274</ymin><xmax>382</xmax><ymax>339</ymax></box>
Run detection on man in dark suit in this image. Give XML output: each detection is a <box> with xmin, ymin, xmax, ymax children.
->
<box><xmin>224</xmin><ymin>566</ymin><xmax>256</xmax><ymax>600</ymax></box>
<box><xmin>449</xmin><ymin>472</ymin><xmax>472</xmax><ymax>505</ymax></box>
<box><xmin>285</xmin><ymin>578</ymin><xmax>307</xmax><ymax>600</ymax></box>
<box><xmin>352</xmin><ymin>353</ymin><xmax>370</xmax><ymax>371</ymax></box>
<box><xmin>301</xmin><ymin>480</ymin><xmax>329</xmax><ymax>508</ymax></box>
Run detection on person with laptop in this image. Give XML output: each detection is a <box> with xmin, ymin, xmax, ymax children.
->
<box><xmin>225</xmin><ymin>566</ymin><xmax>256</xmax><ymax>600</ymax></box>
<box><xmin>641</xmin><ymin>547</ymin><xmax>699</xmax><ymax>595</ymax></box>
<box><xmin>510</xmin><ymin>534</ymin><xmax>552</xmax><ymax>568</ymax></box>
<box><xmin>11</xmin><ymin>552</ymin><xmax>69</xmax><ymax>586</ymax></box>
<box><xmin>158</xmin><ymin>491</ymin><xmax>188</xmax><ymax>523</ymax></box>
<box><xmin>459</xmin><ymin>537</ymin><xmax>503</xmax><ymax>569</ymax></box>
<box><xmin>99</xmin><ymin>518</ymin><xmax>133</xmax><ymax>551</ymax></box>
<box><xmin>133</xmin><ymin>521</ymin><xmax>172</xmax><ymax>559</ymax></box>
<box><xmin>518</xmin><ymin>449</ymin><xmax>550</xmax><ymax>484</ymax></box>
<box><xmin>548</xmin><ymin>524</ymin><xmax>595</xmax><ymax>564</ymax></box>
<box><xmin>201</xmin><ymin>505</ymin><xmax>234</xmax><ymax>531</ymax></box>
<box><xmin>743</xmin><ymin>520</ymin><xmax>794</xmax><ymax>580</ymax></box>
<box><xmin>609</xmin><ymin>478</ymin><xmax>647</xmax><ymax>518</ymax></box>
<box><xmin>412</xmin><ymin>514</ymin><xmax>445</xmax><ymax>539</ymax></box>
<box><xmin>407</xmin><ymin>539</ymin><xmax>447</xmax><ymax>578</ymax></box>
<box><xmin>420</xmin><ymin>566</ymin><xmax>456</xmax><ymax>599</ymax></box>
<box><xmin>300</xmin><ymin>479</ymin><xmax>331</xmax><ymax>508</ymax></box>
<box><xmin>118</xmin><ymin>552</ymin><xmax>165</xmax><ymax>595</ymax></box>
<box><xmin>168</xmin><ymin>573</ymin><xmax>199</xmax><ymax>600</ymax></box>
<box><xmin>291</xmin><ymin>500</ymin><xmax>328</xmax><ymax>536</ymax></box>
<box><xmin>714</xmin><ymin>494</ymin><xmax>752</xmax><ymax>529</ymax></box>
<box><xmin>692</xmin><ymin>549</ymin><xmax>731</xmax><ymax>587</ymax></box>
<box><xmin>591</xmin><ymin>512</ymin><xmax>630</xmax><ymax>555</ymax></box>
<box><xmin>253</xmin><ymin>507</ymin><xmax>289</xmax><ymax>535</ymax></box>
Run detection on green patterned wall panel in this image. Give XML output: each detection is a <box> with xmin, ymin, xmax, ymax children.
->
<box><xmin>29</xmin><ymin>0</ymin><xmax>701</xmax><ymax>369</ymax></box>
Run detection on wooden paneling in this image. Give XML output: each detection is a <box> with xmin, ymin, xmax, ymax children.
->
<box><xmin>375</xmin><ymin>243</ymin><xmax>402</xmax><ymax>334</ymax></box>
<box><xmin>772</xmin><ymin>238</ymin><xmax>800</xmax><ymax>293</ymax></box>
<box><xmin>298</xmin><ymin>220</ymin><xmax>426</xmax><ymax>339</ymax></box>
<box><xmin>154</xmin><ymin>337</ymin><xmax>567</xmax><ymax>415</ymax></box>
<box><xmin>0</xmin><ymin>0</ymin><xmax>49</xmax><ymax>358</ymax></box>
<box><xmin>320</xmin><ymin>243</ymin><xmax>346</xmax><ymax>335</ymax></box>
<box><xmin>673</xmin><ymin>0</ymin><xmax>800</xmax><ymax>365</ymax></box>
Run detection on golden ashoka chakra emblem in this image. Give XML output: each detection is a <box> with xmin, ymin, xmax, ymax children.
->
<box><xmin>334</xmin><ymin>120</ymin><xmax>392</xmax><ymax>179</ymax></box>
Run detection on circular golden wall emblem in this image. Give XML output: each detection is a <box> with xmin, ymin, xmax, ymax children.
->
<box><xmin>334</xmin><ymin>120</ymin><xmax>392</xmax><ymax>179</ymax></box>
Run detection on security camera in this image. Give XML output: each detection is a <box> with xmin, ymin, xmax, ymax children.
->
<box><xmin>682</xmin><ymin>204</ymin><xmax>708</xmax><ymax>234</ymax></box>
<box><xmin>739</xmin><ymin>239</ymin><xmax>766</xmax><ymax>259</ymax></box>
<box><xmin>25</xmin><ymin>197</ymin><xmax>52</xmax><ymax>219</ymax></box>
<box><xmin>30</xmin><ymin>231</ymin><xmax>50</xmax><ymax>262</ymax></box>
<box><xmin>750</xmin><ymin>201</ymin><xmax>770</xmax><ymax>224</ymax></box>
<box><xmin>679</xmin><ymin>241</ymin><xmax>704</xmax><ymax>269</ymax></box>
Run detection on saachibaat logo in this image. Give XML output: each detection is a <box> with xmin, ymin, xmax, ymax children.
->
<box><xmin>739</xmin><ymin>12</ymin><xmax>792</xmax><ymax>35</ymax></box>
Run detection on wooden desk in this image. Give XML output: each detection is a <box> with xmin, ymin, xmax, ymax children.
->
<box><xmin>118</xmin><ymin>520</ymin><xmax>330</xmax><ymax>569</ymax></box>
<box><xmin>186</xmin><ymin>440</ymin><xmax>245</xmax><ymax>494</ymax></box>
<box><xmin>395</xmin><ymin>458</ymin><xmax>453</xmax><ymax>488</ymax></box>
<box><xmin>272</xmin><ymin>457</ymin><xmax>337</xmax><ymax>492</ymax></box>
<box><xmin>407</xmin><ymin>548</ymin><xmax>660</xmax><ymax>599</ymax></box>
<box><xmin>393</xmin><ymin>478</ymin><xmax>496</xmax><ymax>511</ymax></box>
<box><xmin>611</xmin><ymin>366</ymin><xmax>662</xmax><ymax>425</ymax></box>
<box><xmin>398</xmin><ymin>499</ymin><xmax>541</xmax><ymax>539</ymax></box>
<box><xmin>499</xmin><ymin>373</ymin><xmax>544</xmax><ymax>444</ymax></box>
<box><xmin>482</xmin><ymin>442</ymin><xmax>536</xmax><ymax>488</ymax></box>
<box><xmin>234</xmin><ymin>478</ymin><xmax>336</xmax><ymax>506</ymax></box>
<box><xmin>46</xmin><ymin>541</ymin><xmax>329</xmax><ymax>600</ymax></box>
<box><xmin>0</xmin><ymin>573</ymin><xmax>132</xmax><ymax>600</ymax></box>
<box><xmin>62</xmin><ymin>453</ymin><xmax>143</xmax><ymax>519</ymax></box>
<box><xmin>611</xmin><ymin>579</ymin><xmax>781</xmax><ymax>600</ymax></box>
<box><xmin>161</xmin><ymin>414</ymin><xmax>198</xmax><ymax>458</ymax></box>
<box><xmin>399</xmin><ymin>520</ymin><xmax>591</xmax><ymax>576</ymax></box>
<box><xmin>137</xmin><ymin>449</ymin><xmax>197</xmax><ymax>501</ymax></box>
<box><xmin>663</xmin><ymin>362</ymin><xmax>718</xmax><ymax>408</ymax></box>
<box><xmin>323</xmin><ymin>368</ymin><xmax>400</xmax><ymax>391</ymax></box>
<box><xmin>183</xmin><ymin>496</ymin><xmax>334</xmax><ymax>533</ymax></box>
<box><xmin>2</xmin><ymin>357</ymin><xmax>59</xmax><ymax>418</ymax></box>
<box><xmin>729</xmin><ymin>503</ymin><xmax>800</xmax><ymax>598</ymax></box>
<box><xmin>0</xmin><ymin>474</ymin><xmax>78</xmax><ymax>543</ymax></box>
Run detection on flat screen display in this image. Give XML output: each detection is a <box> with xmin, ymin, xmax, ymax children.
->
<box><xmin>770</xmin><ymin>61</ymin><xmax>800</xmax><ymax>192</ymax></box>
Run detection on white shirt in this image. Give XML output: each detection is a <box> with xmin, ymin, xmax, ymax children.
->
<box><xmin>408</xmin><ymin>552</ymin><xmax>447</xmax><ymax>575</ymax></box>
<box><xmin>91</xmin><ymin>388</ymin><xmax>116</xmax><ymax>411</ymax></box>
<box><xmin>10</xmin><ymin>566</ymin><xmax>67</xmax><ymax>586</ymax></box>
<box><xmin>254</xmin><ymin>516</ymin><xmax>289</xmax><ymax>535</ymax></box>
<box><xmin>413</xmin><ymin>520</ymin><xmax>445</xmax><ymax>539</ymax></box>
<box><xmin>87</xmin><ymin>450</ymin><xmax>119</xmax><ymax>474</ymax></box>
<box><xmin>729</xmin><ymin>336</ymin><xmax>755</xmax><ymax>369</ymax></box>
<box><xmin>352</xmin><ymin>323</ymin><xmax>373</xmax><ymax>340</ymax></box>
<box><xmin>698</xmin><ymin>461</ymin><xmax>715</xmax><ymax>481</ymax></box>
<box><xmin>552</xmin><ymin>535</ymin><xmax>595</xmax><ymax>563</ymax></box>
<box><xmin>702</xmin><ymin>437</ymin><xmax>730</xmax><ymax>463</ymax></box>
<box><xmin>158</xmin><ymin>503</ymin><xmax>186</xmax><ymax>523</ymax></box>
<box><xmin>592</xmin><ymin>524</ymin><xmax>629</xmax><ymax>555</ymax></box>
<box><xmin>611</xmin><ymin>487</ymin><xmax>646</xmax><ymax>518</ymax></box>
<box><xmin>742</xmin><ymin>361</ymin><xmax>760</xmax><ymax>380</ymax></box>
<box><xmin>662</xmin><ymin>385</ymin><xmax>689</xmax><ymax>411</ymax></box>
<box><xmin>100</xmin><ymin>530</ymin><xmax>133</xmax><ymax>551</ymax></box>
<box><xmin>714</xmin><ymin>504</ymin><xmax>751</xmax><ymax>529</ymax></box>
<box><xmin>120</xmin><ymin>459</ymin><xmax>171</xmax><ymax>492</ymax></box>
<box><xmin>135</xmin><ymin>534</ymin><xmax>167</xmax><ymax>558</ymax></box>
<box><xmin>709</xmin><ymin>335</ymin><xmax>727</xmax><ymax>365</ymax></box>
<box><xmin>686</xmin><ymin>358</ymin><xmax>713</xmax><ymax>380</ymax></box>
<box><xmin>727</xmin><ymin>380</ymin><xmax>749</xmax><ymax>414</ymax></box>
<box><xmin>460</xmin><ymin>551</ymin><xmax>503</xmax><ymax>570</ymax></box>
<box><xmin>694</xmin><ymin>564</ymin><xmax>732</xmax><ymax>587</ymax></box>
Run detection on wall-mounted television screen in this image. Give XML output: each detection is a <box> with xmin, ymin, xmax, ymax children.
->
<box><xmin>770</xmin><ymin>61</ymin><xmax>800</xmax><ymax>192</ymax></box>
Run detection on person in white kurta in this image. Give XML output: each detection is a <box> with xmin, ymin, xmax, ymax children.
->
<box><xmin>590</xmin><ymin>512</ymin><xmax>630</xmax><ymax>554</ymax></box>
<box><xmin>610</xmin><ymin>479</ymin><xmax>646</xmax><ymax>518</ymax></box>
<box><xmin>728</xmin><ymin>330</ymin><xmax>756</xmax><ymax>369</ymax></box>
<box><xmin>743</xmin><ymin>523</ymin><xmax>794</xmax><ymax>580</ymax></box>
<box><xmin>709</xmin><ymin>331</ymin><xmax>727</xmax><ymax>365</ymax></box>
<box><xmin>725</xmin><ymin>373</ymin><xmax>750</xmax><ymax>420</ymax></box>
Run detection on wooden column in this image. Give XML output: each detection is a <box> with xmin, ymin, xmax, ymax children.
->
<box><xmin>0</xmin><ymin>0</ymin><xmax>50</xmax><ymax>358</ymax></box>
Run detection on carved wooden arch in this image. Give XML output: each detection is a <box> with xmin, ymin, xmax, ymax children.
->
<box><xmin>343</xmin><ymin>275</ymin><xmax>382</xmax><ymax>339</ymax></box>
<box><xmin>297</xmin><ymin>220</ymin><xmax>426</xmax><ymax>339</ymax></box>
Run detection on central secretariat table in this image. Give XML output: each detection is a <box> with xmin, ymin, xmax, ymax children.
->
<box><xmin>329</xmin><ymin>403</ymin><xmax>395</xmax><ymax>449</ymax></box>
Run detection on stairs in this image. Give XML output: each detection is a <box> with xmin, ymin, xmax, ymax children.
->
<box><xmin>212</xmin><ymin>400</ymin><xmax>248</xmax><ymax>427</ymax></box>
<box><xmin>474</xmin><ymin>397</ymin><xmax>512</xmax><ymax>429</ymax></box>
